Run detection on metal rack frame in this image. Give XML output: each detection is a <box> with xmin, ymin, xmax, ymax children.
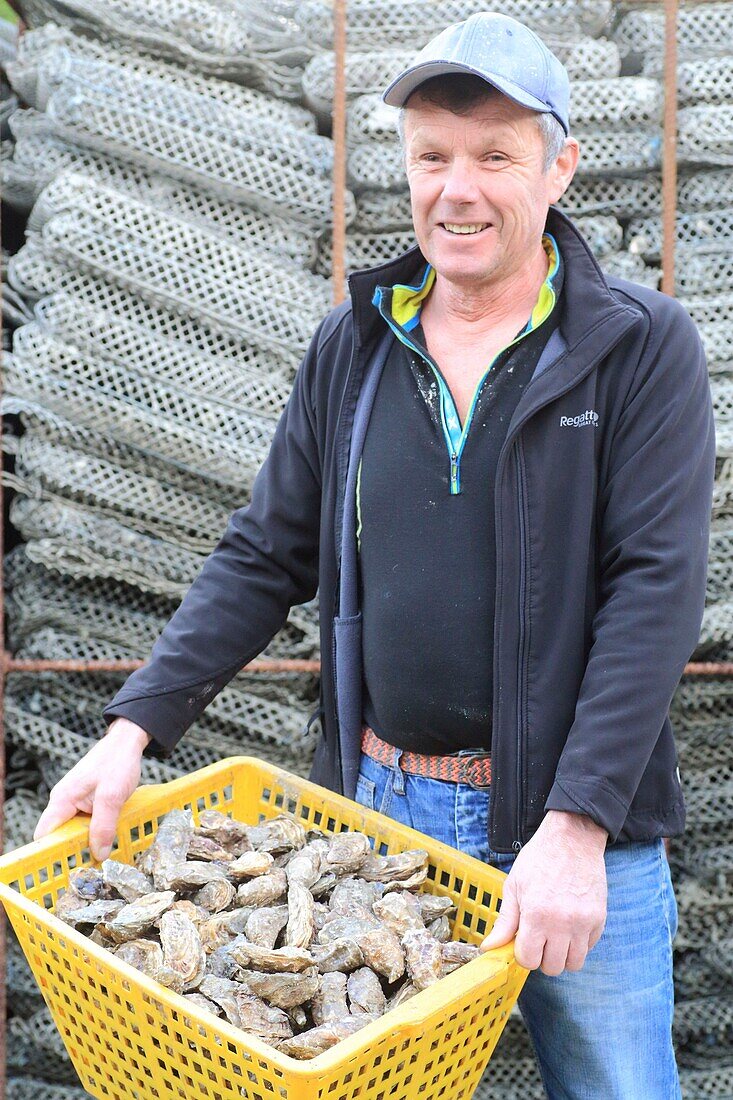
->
<box><xmin>1</xmin><ymin>0</ymin><xmax>732</xmax><ymax>1094</ymax></box>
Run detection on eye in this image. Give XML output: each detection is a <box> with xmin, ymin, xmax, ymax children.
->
<box><xmin>484</xmin><ymin>153</ymin><xmax>508</xmax><ymax>164</ymax></box>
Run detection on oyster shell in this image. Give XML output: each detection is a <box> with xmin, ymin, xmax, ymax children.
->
<box><xmin>244</xmin><ymin>905</ymin><xmax>289</xmax><ymax>949</ymax></box>
<box><xmin>358</xmin><ymin>849</ymin><xmax>429</xmax><ymax>883</ymax></box>
<box><xmin>140</xmin><ymin>809</ymin><xmax>194</xmax><ymax>886</ymax></box>
<box><xmin>427</xmin><ymin>915</ymin><xmax>451</xmax><ymax>942</ymax></box>
<box><xmin>417</xmin><ymin>895</ymin><xmax>455</xmax><ymax>921</ymax></box>
<box><xmin>440</xmin><ymin>941</ymin><xmax>479</xmax><ymax>975</ymax></box>
<box><xmin>236</xmin><ymin>869</ymin><xmax>287</xmax><ymax>908</ymax></box>
<box><xmin>196</xmin><ymin>810</ymin><xmax>251</xmax><ymax>852</ymax></box>
<box><xmin>229</xmin><ymin>942</ymin><xmax>314</xmax><ymax>973</ymax></box>
<box><xmin>106</xmin><ymin>891</ymin><xmax>177</xmax><ymax>943</ymax></box>
<box><xmin>310</xmin><ymin>937</ymin><xmax>365</xmax><ymax>974</ymax></box>
<box><xmin>69</xmin><ymin>867</ymin><xmax>108</xmax><ymax>901</ymax></box>
<box><xmin>317</xmin><ymin>914</ymin><xmax>377</xmax><ymax>945</ymax></box>
<box><xmin>114</xmin><ymin>939</ymin><xmax>165</xmax><ymax>980</ymax></box>
<box><xmin>329</xmin><ymin>878</ymin><xmax>383</xmax><ymax>912</ymax></box>
<box><xmin>325</xmin><ymin>833</ymin><xmax>371</xmax><ymax>875</ymax></box>
<box><xmin>226</xmin><ymin>851</ymin><xmax>274</xmax><ymax>880</ymax></box>
<box><xmin>373</xmin><ymin>891</ymin><xmax>424</xmax><ymax>936</ymax></box>
<box><xmin>160</xmin><ymin>910</ymin><xmax>206</xmax><ymax>990</ymax></box>
<box><xmin>193</xmin><ymin>879</ymin><xmax>236</xmax><ymax>913</ymax></box>
<box><xmin>182</xmin><ymin>992</ymin><xmax>221</xmax><ymax>1018</ymax></box>
<box><xmin>284</xmin><ymin>883</ymin><xmax>316</xmax><ymax>949</ymax></box>
<box><xmin>347</xmin><ymin>967</ymin><xmax>386</xmax><ymax>1016</ymax></box>
<box><xmin>198</xmin><ymin>975</ymin><xmax>246</xmax><ymax>1026</ymax></box>
<box><xmin>198</xmin><ymin>907</ymin><xmax>253</xmax><ymax>953</ymax></box>
<box><xmin>402</xmin><ymin>928</ymin><xmax>443</xmax><ymax>990</ymax></box>
<box><xmin>311</xmin><ymin>971</ymin><xmax>348</xmax><ymax>1026</ymax></box>
<box><xmin>247</xmin><ymin>816</ymin><xmax>307</xmax><ymax>854</ymax></box>
<box><xmin>236</xmin><ymin>991</ymin><xmax>293</xmax><ymax>1044</ymax></box>
<box><xmin>358</xmin><ymin>926</ymin><xmax>405</xmax><ymax>983</ymax></box>
<box><xmin>102</xmin><ymin>859</ymin><xmax>154</xmax><ymax>903</ymax></box>
<box><xmin>156</xmin><ymin>860</ymin><xmax>229</xmax><ymax>891</ymax></box>
<box><xmin>278</xmin><ymin>1016</ymin><xmax>376</xmax><ymax>1059</ymax></box>
<box><xmin>58</xmin><ymin>899</ymin><xmax>125</xmax><ymax>928</ymax></box>
<box><xmin>187</xmin><ymin>835</ymin><xmax>235</xmax><ymax>863</ymax></box>
<box><xmin>242</xmin><ymin>967</ymin><xmax>320</xmax><ymax>1010</ymax></box>
<box><xmin>285</xmin><ymin>846</ymin><xmax>322</xmax><ymax>889</ymax></box>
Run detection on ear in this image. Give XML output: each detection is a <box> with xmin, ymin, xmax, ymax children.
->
<box><xmin>546</xmin><ymin>138</ymin><xmax>579</xmax><ymax>204</ymax></box>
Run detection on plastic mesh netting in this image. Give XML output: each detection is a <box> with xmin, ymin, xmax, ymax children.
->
<box><xmin>16</xmin><ymin>0</ymin><xmax>312</xmax><ymax>99</ymax></box>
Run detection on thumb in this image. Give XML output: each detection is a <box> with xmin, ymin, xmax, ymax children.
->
<box><xmin>481</xmin><ymin>882</ymin><xmax>520</xmax><ymax>950</ymax></box>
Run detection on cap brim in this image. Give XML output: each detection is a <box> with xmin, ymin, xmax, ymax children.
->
<box><xmin>382</xmin><ymin>60</ymin><xmax>553</xmax><ymax>118</ymax></box>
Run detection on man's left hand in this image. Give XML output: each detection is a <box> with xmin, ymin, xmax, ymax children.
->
<box><xmin>479</xmin><ymin>810</ymin><xmax>608</xmax><ymax>976</ymax></box>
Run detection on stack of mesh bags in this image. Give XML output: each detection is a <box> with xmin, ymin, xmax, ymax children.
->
<box><xmin>299</xmin><ymin>0</ymin><xmax>661</xmax><ymax>289</ymax></box>
<box><xmin>0</xmin><ymin>10</ymin><xmax>354</xmax><ymax>838</ymax></box>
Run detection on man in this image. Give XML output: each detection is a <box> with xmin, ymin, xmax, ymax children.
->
<box><xmin>35</xmin><ymin>13</ymin><xmax>714</xmax><ymax>1098</ymax></box>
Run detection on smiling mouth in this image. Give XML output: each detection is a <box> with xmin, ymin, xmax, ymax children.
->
<box><xmin>440</xmin><ymin>222</ymin><xmax>491</xmax><ymax>236</ymax></box>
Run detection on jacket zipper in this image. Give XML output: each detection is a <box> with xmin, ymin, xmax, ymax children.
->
<box><xmin>513</xmin><ymin>439</ymin><xmax>530</xmax><ymax>852</ymax></box>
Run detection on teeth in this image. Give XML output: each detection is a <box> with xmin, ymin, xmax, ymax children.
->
<box><xmin>443</xmin><ymin>223</ymin><xmax>488</xmax><ymax>235</ymax></box>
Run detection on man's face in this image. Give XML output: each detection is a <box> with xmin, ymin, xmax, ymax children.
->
<box><xmin>403</xmin><ymin>91</ymin><xmax>576</xmax><ymax>290</ymax></box>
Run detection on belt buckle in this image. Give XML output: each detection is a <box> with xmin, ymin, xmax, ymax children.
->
<box><xmin>464</xmin><ymin>751</ymin><xmax>491</xmax><ymax>790</ymax></box>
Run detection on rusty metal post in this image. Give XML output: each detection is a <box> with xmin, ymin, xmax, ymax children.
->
<box><xmin>661</xmin><ymin>0</ymin><xmax>679</xmax><ymax>296</ymax></box>
<box><xmin>331</xmin><ymin>0</ymin><xmax>348</xmax><ymax>305</ymax></box>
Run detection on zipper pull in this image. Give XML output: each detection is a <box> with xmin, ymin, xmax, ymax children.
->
<box><xmin>450</xmin><ymin>453</ymin><xmax>460</xmax><ymax>495</ymax></box>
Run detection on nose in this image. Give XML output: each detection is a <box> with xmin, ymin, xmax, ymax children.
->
<box><xmin>440</xmin><ymin>157</ymin><xmax>482</xmax><ymax>206</ymax></box>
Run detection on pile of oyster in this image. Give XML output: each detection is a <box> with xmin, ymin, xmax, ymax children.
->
<box><xmin>54</xmin><ymin>808</ymin><xmax>480</xmax><ymax>1058</ymax></box>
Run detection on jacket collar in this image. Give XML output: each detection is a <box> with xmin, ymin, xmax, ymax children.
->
<box><xmin>347</xmin><ymin>207</ymin><xmax>638</xmax><ymax>356</ymax></box>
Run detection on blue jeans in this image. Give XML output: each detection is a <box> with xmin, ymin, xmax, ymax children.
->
<box><xmin>356</xmin><ymin>752</ymin><xmax>681</xmax><ymax>1100</ymax></box>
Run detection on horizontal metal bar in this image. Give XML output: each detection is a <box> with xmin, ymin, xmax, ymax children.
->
<box><xmin>1</xmin><ymin>655</ymin><xmax>732</xmax><ymax>676</ymax></box>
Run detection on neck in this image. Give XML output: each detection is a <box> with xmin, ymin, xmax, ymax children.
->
<box><xmin>423</xmin><ymin>243</ymin><xmax>549</xmax><ymax>336</ymax></box>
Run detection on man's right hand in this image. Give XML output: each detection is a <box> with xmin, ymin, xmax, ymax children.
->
<box><xmin>33</xmin><ymin>718</ymin><xmax>152</xmax><ymax>861</ymax></box>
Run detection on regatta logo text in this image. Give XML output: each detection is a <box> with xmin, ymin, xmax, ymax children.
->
<box><xmin>559</xmin><ymin>410</ymin><xmax>599</xmax><ymax>428</ymax></box>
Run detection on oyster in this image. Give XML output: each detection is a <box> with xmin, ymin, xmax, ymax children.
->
<box><xmin>236</xmin><ymin>869</ymin><xmax>287</xmax><ymax>908</ymax></box>
<box><xmin>242</xmin><ymin>967</ymin><xmax>320</xmax><ymax>1010</ymax></box>
<box><xmin>228</xmin><ymin>942</ymin><xmax>314</xmax><ymax>973</ymax></box>
<box><xmin>106</xmin><ymin>891</ymin><xmax>176</xmax><ymax>943</ymax></box>
<box><xmin>156</xmin><ymin>860</ymin><xmax>230</xmax><ymax>891</ymax></box>
<box><xmin>427</xmin><ymin>916</ymin><xmax>451</xmax><ymax>942</ymax></box>
<box><xmin>193</xmin><ymin>879</ymin><xmax>236</xmax><ymax>913</ymax></box>
<box><xmin>358</xmin><ymin>926</ymin><xmax>405</xmax><ymax>983</ymax></box>
<box><xmin>236</xmin><ymin>991</ymin><xmax>293</xmax><ymax>1045</ymax></box>
<box><xmin>317</xmin><ymin>914</ymin><xmax>378</xmax><ymax>945</ymax></box>
<box><xmin>311</xmin><ymin>971</ymin><xmax>348</xmax><ymax>1026</ymax></box>
<box><xmin>325</xmin><ymin>833</ymin><xmax>371</xmax><ymax>875</ymax></box>
<box><xmin>329</xmin><ymin>878</ymin><xmax>383</xmax><ymax>912</ymax></box>
<box><xmin>441</xmin><ymin>942</ymin><xmax>479</xmax><ymax>975</ymax></box>
<box><xmin>358</xmin><ymin>849</ymin><xmax>429</xmax><ymax>883</ymax></box>
<box><xmin>196</xmin><ymin>810</ymin><xmax>251</xmax><ymax>852</ymax></box>
<box><xmin>207</xmin><ymin>945</ymin><xmax>246</xmax><ymax>981</ymax></box>
<box><xmin>402</xmin><ymin>928</ymin><xmax>443</xmax><ymax>990</ymax></box>
<box><xmin>114</xmin><ymin>939</ymin><xmax>165</xmax><ymax>980</ymax></box>
<box><xmin>278</xmin><ymin>1016</ymin><xmax>376</xmax><ymax>1059</ymax></box>
<box><xmin>244</xmin><ymin>905</ymin><xmax>289</xmax><ymax>949</ymax></box>
<box><xmin>388</xmin><ymin>981</ymin><xmax>419</xmax><ymax>1010</ymax></box>
<box><xmin>160</xmin><ymin>910</ymin><xmax>206</xmax><ymax>990</ymax></box>
<box><xmin>285</xmin><ymin>846</ymin><xmax>322</xmax><ymax>889</ymax></box>
<box><xmin>140</xmin><ymin>809</ymin><xmax>194</xmax><ymax>886</ymax></box>
<box><xmin>198</xmin><ymin>975</ymin><xmax>246</xmax><ymax>1026</ymax></box>
<box><xmin>226</xmin><ymin>851</ymin><xmax>274</xmax><ymax>880</ymax></box>
<box><xmin>373</xmin><ymin>891</ymin><xmax>424</xmax><ymax>937</ymax></box>
<box><xmin>246</xmin><ymin>816</ymin><xmax>307</xmax><ymax>854</ymax></box>
<box><xmin>347</xmin><ymin>967</ymin><xmax>386</xmax><ymax>1016</ymax></box>
<box><xmin>58</xmin><ymin>899</ymin><xmax>125</xmax><ymax>928</ymax></box>
<box><xmin>284</xmin><ymin>883</ymin><xmax>316</xmax><ymax>949</ymax></box>
<box><xmin>187</xmin><ymin>835</ymin><xmax>235</xmax><ymax>863</ymax></box>
<box><xmin>199</xmin><ymin>908</ymin><xmax>253</xmax><ymax>953</ymax></box>
<box><xmin>310</xmin><ymin>938</ymin><xmax>364</xmax><ymax>974</ymax></box>
<box><xmin>69</xmin><ymin>867</ymin><xmax>108</xmax><ymax>901</ymax></box>
<box><xmin>417</xmin><ymin>895</ymin><xmax>455</xmax><ymax>921</ymax></box>
<box><xmin>102</xmin><ymin>859</ymin><xmax>154</xmax><ymax>903</ymax></box>
<box><xmin>182</xmin><ymin>992</ymin><xmax>221</xmax><ymax>1018</ymax></box>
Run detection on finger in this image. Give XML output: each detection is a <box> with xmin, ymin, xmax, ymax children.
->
<box><xmin>540</xmin><ymin>935</ymin><xmax>573</xmax><ymax>976</ymax></box>
<box><xmin>34</xmin><ymin>791</ymin><xmax>83</xmax><ymax>841</ymax></box>
<box><xmin>588</xmin><ymin>920</ymin><xmax>606</xmax><ymax>952</ymax></box>
<box><xmin>88</xmin><ymin>786</ymin><xmax>127</xmax><ymax>862</ymax></box>
<box><xmin>481</xmin><ymin>882</ymin><xmax>520</xmax><ymax>950</ymax></box>
<box><xmin>513</xmin><ymin>924</ymin><xmax>546</xmax><ymax>971</ymax></box>
<box><xmin>564</xmin><ymin>935</ymin><xmax>591</xmax><ymax>973</ymax></box>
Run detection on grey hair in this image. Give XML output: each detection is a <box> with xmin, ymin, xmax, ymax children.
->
<box><xmin>396</xmin><ymin>105</ymin><xmax>568</xmax><ymax>172</ymax></box>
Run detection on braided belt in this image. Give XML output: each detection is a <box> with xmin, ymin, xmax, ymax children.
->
<box><xmin>361</xmin><ymin>726</ymin><xmax>492</xmax><ymax>788</ymax></box>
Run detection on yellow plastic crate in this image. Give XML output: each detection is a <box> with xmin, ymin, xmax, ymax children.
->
<box><xmin>0</xmin><ymin>757</ymin><xmax>528</xmax><ymax>1100</ymax></box>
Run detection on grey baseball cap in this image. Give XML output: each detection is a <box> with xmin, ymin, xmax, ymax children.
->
<box><xmin>382</xmin><ymin>12</ymin><xmax>570</xmax><ymax>135</ymax></box>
